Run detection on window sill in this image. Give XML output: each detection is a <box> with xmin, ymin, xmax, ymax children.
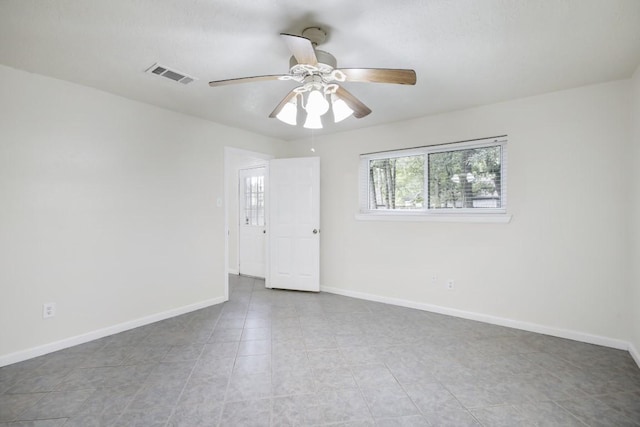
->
<box><xmin>355</xmin><ymin>212</ymin><xmax>512</xmax><ymax>223</ymax></box>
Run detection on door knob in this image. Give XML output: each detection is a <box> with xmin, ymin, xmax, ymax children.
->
<box><xmin>313</xmin><ymin>229</ymin><xmax>318</xmax><ymax>234</ymax></box>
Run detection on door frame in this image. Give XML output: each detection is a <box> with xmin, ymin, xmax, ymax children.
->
<box><xmin>224</xmin><ymin>147</ymin><xmax>273</xmax><ymax>301</ymax></box>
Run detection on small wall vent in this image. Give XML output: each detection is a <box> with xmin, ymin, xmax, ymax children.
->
<box><xmin>145</xmin><ymin>63</ymin><xmax>196</xmax><ymax>85</ymax></box>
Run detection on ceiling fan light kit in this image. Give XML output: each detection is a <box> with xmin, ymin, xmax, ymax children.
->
<box><xmin>331</xmin><ymin>95</ymin><xmax>353</xmax><ymax>123</ymax></box>
<box><xmin>305</xmin><ymin>89</ymin><xmax>330</xmax><ymax>116</ymax></box>
<box><xmin>275</xmin><ymin>98</ymin><xmax>298</xmax><ymax>126</ymax></box>
<box><xmin>303</xmin><ymin>112</ymin><xmax>323</xmax><ymax>129</ymax></box>
<box><xmin>208</xmin><ymin>27</ymin><xmax>417</xmax><ymax>130</ymax></box>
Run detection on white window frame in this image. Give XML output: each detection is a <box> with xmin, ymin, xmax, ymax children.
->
<box><xmin>357</xmin><ymin>137</ymin><xmax>511</xmax><ymax>223</ymax></box>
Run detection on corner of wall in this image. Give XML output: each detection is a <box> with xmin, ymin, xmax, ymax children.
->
<box><xmin>631</xmin><ymin>63</ymin><xmax>640</xmax><ymax>367</ymax></box>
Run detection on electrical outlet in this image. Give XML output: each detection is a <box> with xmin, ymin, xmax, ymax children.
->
<box><xmin>43</xmin><ymin>302</ymin><xmax>56</xmax><ymax>319</ymax></box>
<box><xmin>446</xmin><ymin>280</ymin><xmax>454</xmax><ymax>290</ymax></box>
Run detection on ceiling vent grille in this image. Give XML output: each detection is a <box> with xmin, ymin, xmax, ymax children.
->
<box><xmin>145</xmin><ymin>63</ymin><xmax>196</xmax><ymax>85</ymax></box>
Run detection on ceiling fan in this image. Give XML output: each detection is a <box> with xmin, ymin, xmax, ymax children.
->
<box><xmin>208</xmin><ymin>27</ymin><xmax>417</xmax><ymax>129</ymax></box>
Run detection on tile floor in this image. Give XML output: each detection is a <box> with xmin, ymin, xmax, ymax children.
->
<box><xmin>1</xmin><ymin>275</ymin><xmax>640</xmax><ymax>426</ymax></box>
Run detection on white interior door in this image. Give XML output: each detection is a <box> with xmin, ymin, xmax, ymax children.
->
<box><xmin>268</xmin><ymin>157</ymin><xmax>320</xmax><ymax>292</ymax></box>
<box><xmin>239</xmin><ymin>167</ymin><xmax>266</xmax><ymax>278</ymax></box>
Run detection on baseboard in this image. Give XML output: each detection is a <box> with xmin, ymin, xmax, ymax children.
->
<box><xmin>4</xmin><ymin>289</ymin><xmax>637</xmax><ymax>370</ymax></box>
<box><xmin>320</xmin><ymin>286</ymin><xmax>631</xmax><ymax>352</ymax></box>
<box><xmin>0</xmin><ymin>297</ymin><xmax>225</xmax><ymax>368</ymax></box>
<box><xmin>629</xmin><ymin>342</ymin><xmax>640</xmax><ymax>368</ymax></box>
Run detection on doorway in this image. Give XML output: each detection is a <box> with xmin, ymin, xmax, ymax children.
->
<box><xmin>238</xmin><ymin>167</ymin><xmax>266</xmax><ymax>278</ymax></box>
<box><xmin>224</xmin><ymin>147</ymin><xmax>321</xmax><ymax>300</ymax></box>
<box><xmin>224</xmin><ymin>147</ymin><xmax>272</xmax><ymax>301</ymax></box>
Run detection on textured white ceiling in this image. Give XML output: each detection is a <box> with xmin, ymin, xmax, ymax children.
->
<box><xmin>1</xmin><ymin>0</ymin><xmax>639</xmax><ymax>140</ymax></box>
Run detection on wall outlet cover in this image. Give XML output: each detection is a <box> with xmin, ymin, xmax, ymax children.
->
<box><xmin>43</xmin><ymin>303</ymin><xmax>56</xmax><ymax>319</ymax></box>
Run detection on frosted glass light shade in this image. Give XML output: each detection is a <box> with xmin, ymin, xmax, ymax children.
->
<box><xmin>332</xmin><ymin>96</ymin><xmax>353</xmax><ymax>123</ymax></box>
<box><xmin>303</xmin><ymin>113</ymin><xmax>323</xmax><ymax>129</ymax></box>
<box><xmin>276</xmin><ymin>101</ymin><xmax>297</xmax><ymax>126</ymax></box>
<box><xmin>306</xmin><ymin>90</ymin><xmax>330</xmax><ymax>116</ymax></box>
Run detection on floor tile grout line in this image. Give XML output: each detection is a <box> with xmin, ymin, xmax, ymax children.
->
<box><xmin>390</xmin><ymin>363</ymin><xmax>480</xmax><ymax>425</ymax></box>
<box><xmin>555</xmin><ymin>396</ymin><xmax>640</xmax><ymax>427</ymax></box>
<box><xmin>10</xmin><ymin>390</ymin><xmax>50</xmax><ymax>423</ymax></box>
<box><xmin>352</xmin><ymin>360</ymin><xmax>406</xmax><ymax>423</ymax></box>
<box><xmin>261</xmin><ymin>275</ymin><xmax>277</xmax><ymax>426</ymax></box>
<box><xmin>549</xmin><ymin>400</ymin><xmax>592</xmax><ymax>427</ymax></box>
<box><xmin>217</xmin><ymin>276</ymin><xmax>251</xmax><ymax>427</ymax></box>
<box><xmin>163</xmin><ymin>306</ymin><xmax>225</xmax><ymax>427</ymax></box>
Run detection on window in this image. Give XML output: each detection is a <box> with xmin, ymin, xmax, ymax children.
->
<box><xmin>360</xmin><ymin>137</ymin><xmax>507</xmax><ymax>218</ymax></box>
<box><xmin>369</xmin><ymin>155</ymin><xmax>424</xmax><ymax>210</ymax></box>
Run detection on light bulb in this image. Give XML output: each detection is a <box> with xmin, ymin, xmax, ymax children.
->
<box><xmin>276</xmin><ymin>101</ymin><xmax>297</xmax><ymax>126</ymax></box>
<box><xmin>304</xmin><ymin>113</ymin><xmax>323</xmax><ymax>129</ymax></box>
<box><xmin>331</xmin><ymin>95</ymin><xmax>353</xmax><ymax>123</ymax></box>
<box><xmin>305</xmin><ymin>90</ymin><xmax>330</xmax><ymax>116</ymax></box>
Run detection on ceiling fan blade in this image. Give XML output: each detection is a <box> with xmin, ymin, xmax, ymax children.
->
<box><xmin>268</xmin><ymin>89</ymin><xmax>298</xmax><ymax>118</ymax></box>
<box><xmin>209</xmin><ymin>74</ymin><xmax>289</xmax><ymax>87</ymax></box>
<box><xmin>336</xmin><ymin>86</ymin><xmax>372</xmax><ymax>119</ymax></box>
<box><xmin>339</xmin><ymin>68</ymin><xmax>417</xmax><ymax>85</ymax></box>
<box><xmin>280</xmin><ymin>33</ymin><xmax>318</xmax><ymax>66</ymax></box>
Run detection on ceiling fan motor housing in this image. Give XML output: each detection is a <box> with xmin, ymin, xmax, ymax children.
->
<box><xmin>289</xmin><ymin>50</ymin><xmax>337</xmax><ymax>72</ymax></box>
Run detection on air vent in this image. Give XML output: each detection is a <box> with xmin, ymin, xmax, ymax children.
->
<box><xmin>145</xmin><ymin>63</ymin><xmax>197</xmax><ymax>85</ymax></box>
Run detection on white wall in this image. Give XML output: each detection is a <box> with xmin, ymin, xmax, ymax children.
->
<box><xmin>0</xmin><ymin>65</ymin><xmax>282</xmax><ymax>363</ymax></box>
<box><xmin>632</xmin><ymin>66</ymin><xmax>640</xmax><ymax>361</ymax></box>
<box><xmin>288</xmin><ymin>80</ymin><xmax>633</xmax><ymax>345</ymax></box>
<box><xmin>1</xmin><ymin>62</ymin><xmax>637</xmax><ymax>365</ymax></box>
